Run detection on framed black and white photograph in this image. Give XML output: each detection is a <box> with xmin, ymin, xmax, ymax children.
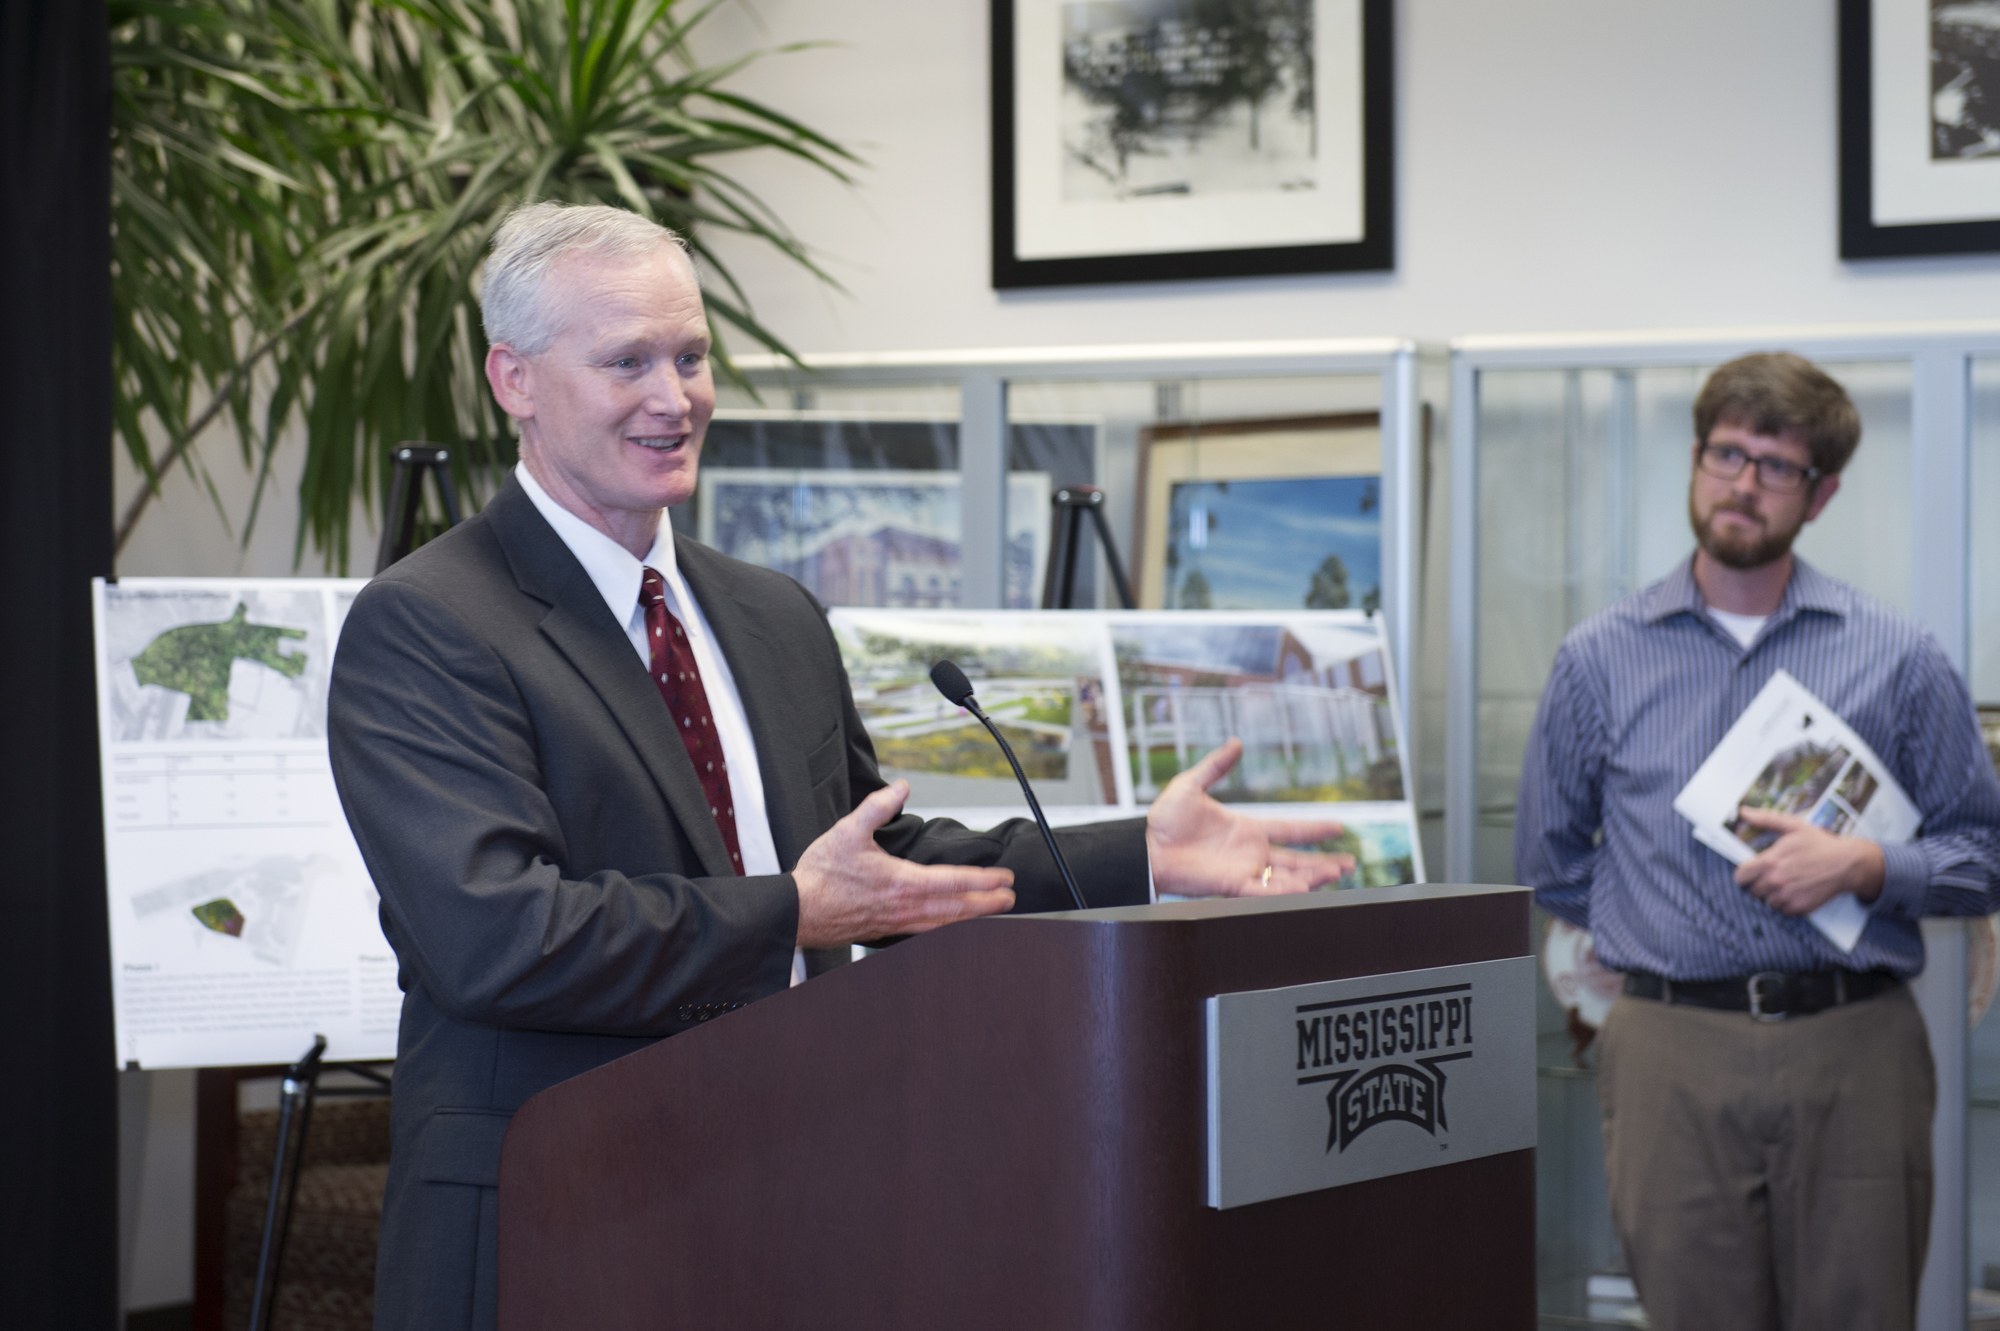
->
<box><xmin>991</xmin><ymin>0</ymin><xmax>1393</xmax><ymax>288</ymax></box>
<box><xmin>1840</xmin><ymin>0</ymin><xmax>2000</xmax><ymax>257</ymax></box>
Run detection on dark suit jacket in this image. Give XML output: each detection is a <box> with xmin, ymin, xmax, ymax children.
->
<box><xmin>327</xmin><ymin>477</ymin><xmax>1148</xmax><ymax>1331</ymax></box>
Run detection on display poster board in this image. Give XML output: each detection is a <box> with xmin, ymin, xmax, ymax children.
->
<box><xmin>92</xmin><ymin>577</ymin><xmax>392</xmax><ymax>1070</ymax></box>
<box><xmin>829</xmin><ymin>608</ymin><xmax>1423</xmax><ymax>888</ymax></box>
<box><xmin>92</xmin><ymin>588</ymin><xmax>1419</xmax><ymax>1068</ymax></box>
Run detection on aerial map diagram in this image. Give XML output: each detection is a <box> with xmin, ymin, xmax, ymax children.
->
<box><xmin>102</xmin><ymin>585</ymin><xmax>329</xmax><ymax>741</ymax></box>
<box><xmin>127</xmin><ymin>853</ymin><xmax>338</xmax><ymax>968</ymax></box>
<box><xmin>95</xmin><ymin>577</ymin><xmax>402</xmax><ymax>1067</ymax></box>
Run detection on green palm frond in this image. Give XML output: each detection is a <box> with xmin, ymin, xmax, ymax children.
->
<box><xmin>112</xmin><ymin>0</ymin><xmax>857</xmax><ymax>570</ymax></box>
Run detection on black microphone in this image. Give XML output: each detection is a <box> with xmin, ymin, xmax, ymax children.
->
<box><xmin>929</xmin><ymin>659</ymin><xmax>1088</xmax><ymax>912</ymax></box>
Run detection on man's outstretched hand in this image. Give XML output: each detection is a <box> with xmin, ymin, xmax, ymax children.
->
<box><xmin>793</xmin><ymin>780</ymin><xmax>1016</xmax><ymax>947</ymax></box>
<box><xmin>1146</xmin><ymin>738</ymin><xmax>1356</xmax><ymax>896</ymax></box>
<box><xmin>1733</xmin><ymin>806</ymin><xmax>1886</xmax><ymax>917</ymax></box>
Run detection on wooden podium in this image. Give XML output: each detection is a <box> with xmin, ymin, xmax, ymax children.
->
<box><xmin>498</xmin><ymin>884</ymin><xmax>1536</xmax><ymax>1330</ymax></box>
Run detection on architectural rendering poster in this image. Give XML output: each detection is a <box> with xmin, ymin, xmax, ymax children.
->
<box><xmin>91</xmin><ymin>577</ymin><xmax>398</xmax><ymax>1069</ymax></box>
<box><xmin>1840</xmin><ymin>0</ymin><xmax>2000</xmax><ymax>256</ymax></box>
<box><xmin>831</xmin><ymin>610</ymin><xmax>1130</xmax><ymax>811</ymax></box>
<box><xmin>830</xmin><ymin>607</ymin><xmax>1423</xmax><ymax>889</ymax></box>
<box><xmin>992</xmin><ymin>0</ymin><xmax>1393</xmax><ymax>286</ymax></box>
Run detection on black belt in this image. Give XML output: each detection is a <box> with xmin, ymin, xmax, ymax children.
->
<box><xmin>1622</xmin><ymin>968</ymin><xmax>1901</xmax><ymax>1021</ymax></box>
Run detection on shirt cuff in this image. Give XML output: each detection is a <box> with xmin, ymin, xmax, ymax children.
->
<box><xmin>1146</xmin><ymin>852</ymin><xmax>1159</xmax><ymax>905</ymax></box>
<box><xmin>1872</xmin><ymin>841</ymin><xmax>1929</xmax><ymax>920</ymax></box>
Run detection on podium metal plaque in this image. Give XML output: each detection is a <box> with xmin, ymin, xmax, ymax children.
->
<box><xmin>1205</xmin><ymin>955</ymin><xmax>1537</xmax><ymax>1209</ymax></box>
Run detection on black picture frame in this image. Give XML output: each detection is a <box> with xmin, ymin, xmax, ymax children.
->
<box><xmin>991</xmin><ymin>0</ymin><xmax>1394</xmax><ymax>289</ymax></box>
<box><xmin>1839</xmin><ymin>0</ymin><xmax>2000</xmax><ymax>259</ymax></box>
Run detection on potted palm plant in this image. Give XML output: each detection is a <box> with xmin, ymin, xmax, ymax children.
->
<box><xmin>112</xmin><ymin>0</ymin><xmax>856</xmax><ymax>569</ymax></box>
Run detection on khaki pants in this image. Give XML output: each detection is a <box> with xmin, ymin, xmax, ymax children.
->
<box><xmin>1596</xmin><ymin>986</ymin><xmax>1935</xmax><ymax>1331</ymax></box>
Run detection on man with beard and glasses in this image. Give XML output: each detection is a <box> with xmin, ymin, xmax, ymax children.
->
<box><xmin>1514</xmin><ymin>352</ymin><xmax>2000</xmax><ymax>1331</ymax></box>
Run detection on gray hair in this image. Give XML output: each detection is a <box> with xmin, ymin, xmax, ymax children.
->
<box><xmin>480</xmin><ymin>202</ymin><xmax>690</xmax><ymax>355</ymax></box>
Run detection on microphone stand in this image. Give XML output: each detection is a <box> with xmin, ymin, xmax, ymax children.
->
<box><xmin>929</xmin><ymin>661</ymin><xmax>1089</xmax><ymax>912</ymax></box>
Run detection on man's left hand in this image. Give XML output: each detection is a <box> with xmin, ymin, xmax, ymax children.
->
<box><xmin>1733</xmin><ymin>806</ymin><xmax>1886</xmax><ymax>916</ymax></box>
<box><xmin>1145</xmin><ymin>738</ymin><xmax>1356</xmax><ymax>896</ymax></box>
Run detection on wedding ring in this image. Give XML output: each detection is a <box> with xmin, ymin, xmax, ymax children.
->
<box><xmin>1260</xmin><ymin>864</ymin><xmax>1273</xmax><ymax>890</ymax></box>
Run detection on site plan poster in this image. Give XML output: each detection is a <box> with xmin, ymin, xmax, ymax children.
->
<box><xmin>92</xmin><ymin>577</ymin><xmax>394</xmax><ymax>1069</ymax></box>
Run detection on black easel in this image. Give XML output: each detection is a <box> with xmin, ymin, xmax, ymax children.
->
<box><xmin>1040</xmin><ymin>485</ymin><xmax>1136</xmax><ymax>610</ymax></box>
<box><xmin>375</xmin><ymin>444</ymin><xmax>464</xmax><ymax>574</ymax></box>
<box><xmin>246</xmin><ymin>1036</ymin><xmax>393</xmax><ymax>1331</ymax></box>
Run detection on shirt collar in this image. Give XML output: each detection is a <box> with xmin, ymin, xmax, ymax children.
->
<box><xmin>514</xmin><ymin>462</ymin><xmax>676</xmax><ymax>628</ymax></box>
<box><xmin>1640</xmin><ymin>557</ymin><xmax>1706</xmax><ymax>624</ymax></box>
<box><xmin>1642</xmin><ymin>552</ymin><xmax>1850</xmax><ymax>626</ymax></box>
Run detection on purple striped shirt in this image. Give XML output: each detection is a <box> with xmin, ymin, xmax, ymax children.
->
<box><xmin>1515</xmin><ymin>556</ymin><xmax>2000</xmax><ymax>980</ymax></box>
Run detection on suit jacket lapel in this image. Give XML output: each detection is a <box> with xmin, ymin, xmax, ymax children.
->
<box><xmin>486</xmin><ymin>481</ymin><xmax>737</xmax><ymax>879</ymax></box>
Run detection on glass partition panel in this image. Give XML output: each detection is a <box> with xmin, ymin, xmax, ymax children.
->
<box><xmin>1969</xmin><ymin>355</ymin><xmax>2000</xmax><ymax>1301</ymax></box>
<box><xmin>1003</xmin><ymin>381</ymin><xmax>1130</xmax><ymax>611</ymax></box>
<box><xmin>683</xmin><ymin>384</ymin><xmax>966</xmax><ymax>607</ymax></box>
<box><xmin>1004</xmin><ymin>373</ymin><xmax>1384</xmax><ymax>611</ymax></box>
<box><xmin>1474</xmin><ymin>368</ymin><xmax>1626</xmax><ymax>889</ymax></box>
<box><xmin>1977</xmin><ymin>921</ymin><xmax>2000</xmax><ymax>1301</ymax></box>
<box><xmin>1970</xmin><ymin>358</ymin><xmax>2000</xmax><ymax>703</ymax></box>
<box><xmin>1790</xmin><ymin>362</ymin><xmax>1914</xmax><ymax>606</ymax></box>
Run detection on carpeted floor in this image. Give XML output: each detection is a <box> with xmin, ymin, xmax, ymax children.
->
<box><xmin>223</xmin><ymin>1099</ymin><xmax>389</xmax><ymax>1331</ymax></box>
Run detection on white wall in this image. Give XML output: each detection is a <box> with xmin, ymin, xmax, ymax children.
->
<box><xmin>114</xmin><ymin>417</ymin><xmax>373</xmax><ymax>580</ymax></box>
<box><xmin>688</xmin><ymin>0</ymin><xmax>2000</xmax><ymax>354</ymax></box>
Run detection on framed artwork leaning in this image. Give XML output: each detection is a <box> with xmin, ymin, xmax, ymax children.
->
<box><xmin>695</xmin><ymin>468</ymin><xmax>1053</xmax><ymax>611</ymax></box>
<box><xmin>991</xmin><ymin>0</ymin><xmax>1393</xmax><ymax>288</ymax></box>
<box><xmin>1839</xmin><ymin>0</ymin><xmax>2000</xmax><ymax>257</ymax></box>
<box><xmin>1133</xmin><ymin>411</ymin><xmax>1381</xmax><ymax>612</ymax></box>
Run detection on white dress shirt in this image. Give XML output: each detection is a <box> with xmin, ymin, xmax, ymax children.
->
<box><xmin>515</xmin><ymin>464</ymin><xmax>807</xmax><ymax>984</ymax></box>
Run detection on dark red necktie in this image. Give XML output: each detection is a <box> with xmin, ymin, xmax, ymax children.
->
<box><xmin>639</xmin><ymin>568</ymin><xmax>743</xmax><ymax>874</ymax></box>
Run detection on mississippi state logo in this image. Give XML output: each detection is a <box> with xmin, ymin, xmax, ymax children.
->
<box><xmin>1206</xmin><ymin>955</ymin><xmax>1534</xmax><ymax>1210</ymax></box>
<box><xmin>1294</xmin><ymin>983</ymin><xmax>1476</xmax><ymax>1152</ymax></box>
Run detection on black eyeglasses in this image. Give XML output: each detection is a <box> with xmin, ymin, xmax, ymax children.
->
<box><xmin>1696</xmin><ymin>442</ymin><xmax>1821</xmax><ymax>494</ymax></box>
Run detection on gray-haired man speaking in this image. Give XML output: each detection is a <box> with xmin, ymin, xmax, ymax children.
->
<box><xmin>328</xmin><ymin>201</ymin><xmax>1353</xmax><ymax>1328</ymax></box>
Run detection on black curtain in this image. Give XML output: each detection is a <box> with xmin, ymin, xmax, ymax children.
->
<box><xmin>0</xmin><ymin>0</ymin><xmax>119</xmax><ymax>1325</ymax></box>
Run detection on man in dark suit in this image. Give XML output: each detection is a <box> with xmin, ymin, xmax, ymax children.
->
<box><xmin>329</xmin><ymin>201</ymin><xmax>1350</xmax><ymax>1330</ymax></box>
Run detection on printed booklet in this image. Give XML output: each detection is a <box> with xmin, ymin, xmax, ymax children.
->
<box><xmin>1671</xmin><ymin>670</ymin><xmax>1918</xmax><ymax>952</ymax></box>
